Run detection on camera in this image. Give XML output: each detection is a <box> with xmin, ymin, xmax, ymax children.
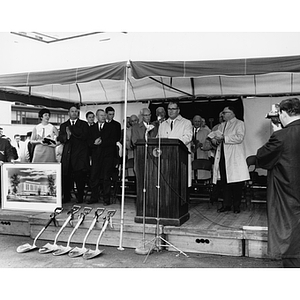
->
<box><xmin>266</xmin><ymin>104</ymin><xmax>281</xmax><ymax>125</ymax></box>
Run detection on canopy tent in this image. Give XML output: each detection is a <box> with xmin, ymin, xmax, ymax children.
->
<box><xmin>1</xmin><ymin>32</ymin><xmax>300</xmax><ymax>249</ymax></box>
<box><xmin>1</xmin><ymin>55</ymin><xmax>300</xmax><ymax>107</ymax></box>
<box><xmin>2</xmin><ymin>32</ymin><xmax>300</xmax><ymax>107</ymax></box>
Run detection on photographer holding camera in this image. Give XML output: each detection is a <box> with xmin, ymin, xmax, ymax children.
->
<box><xmin>256</xmin><ymin>97</ymin><xmax>300</xmax><ymax>267</ymax></box>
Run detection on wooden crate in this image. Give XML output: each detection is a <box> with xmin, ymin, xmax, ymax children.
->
<box><xmin>243</xmin><ymin>226</ymin><xmax>269</xmax><ymax>258</ymax></box>
<box><xmin>0</xmin><ymin>209</ymin><xmax>37</xmax><ymax>236</ymax></box>
<box><xmin>164</xmin><ymin>227</ymin><xmax>244</xmax><ymax>256</ymax></box>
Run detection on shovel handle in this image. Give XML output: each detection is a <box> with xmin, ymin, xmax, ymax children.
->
<box><xmin>95</xmin><ymin>208</ymin><xmax>106</xmax><ymax>220</ymax></box>
<box><xmin>83</xmin><ymin>207</ymin><xmax>93</xmax><ymax>215</ymax></box>
<box><xmin>44</xmin><ymin>207</ymin><xmax>64</xmax><ymax>228</ymax></box>
<box><xmin>68</xmin><ymin>205</ymin><xmax>81</xmax><ymax>216</ymax></box>
<box><xmin>54</xmin><ymin>207</ymin><xmax>64</xmax><ymax>215</ymax></box>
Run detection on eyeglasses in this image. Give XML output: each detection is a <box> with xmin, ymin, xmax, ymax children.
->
<box><xmin>222</xmin><ymin>111</ymin><xmax>232</xmax><ymax>114</ymax></box>
<box><xmin>168</xmin><ymin>108</ymin><xmax>178</xmax><ymax>111</ymax></box>
<box><xmin>143</xmin><ymin>114</ymin><xmax>151</xmax><ymax>116</ymax></box>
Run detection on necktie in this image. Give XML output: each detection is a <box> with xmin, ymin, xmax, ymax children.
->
<box><xmin>17</xmin><ymin>142</ymin><xmax>20</xmax><ymax>148</ymax></box>
<box><xmin>170</xmin><ymin>121</ymin><xmax>174</xmax><ymax>131</ymax></box>
<box><xmin>194</xmin><ymin>128</ymin><xmax>197</xmax><ymax>140</ymax></box>
<box><xmin>42</xmin><ymin>128</ymin><xmax>45</xmax><ymax>138</ymax></box>
<box><xmin>71</xmin><ymin>121</ymin><xmax>75</xmax><ymax>126</ymax></box>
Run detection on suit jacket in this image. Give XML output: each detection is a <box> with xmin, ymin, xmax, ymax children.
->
<box><xmin>89</xmin><ymin>121</ymin><xmax>117</xmax><ymax>160</ymax></box>
<box><xmin>131</xmin><ymin>122</ymin><xmax>156</xmax><ymax>147</ymax></box>
<box><xmin>108</xmin><ymin>119</ymin><xmax>121</xmax><ymax>142</ymax></box>
<box><xmin>58</xmin><ymin>118</ymin><xmax>90</xmax><ymax>174</ymax></box>
<box><xmin>0</xmin><ymin>138</ymin><xmax>14</xmax><ymax>162</ymax></box>
<box><xmin>256</xmin><ymin>119</ymin><xmax>300</xmax><ymax>259</ymax></box>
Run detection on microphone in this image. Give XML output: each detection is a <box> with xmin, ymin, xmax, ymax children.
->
<box><xmin>145</xmin><ymin>124</ymin><xmax>154</xmax><ymax>133</ymax></box>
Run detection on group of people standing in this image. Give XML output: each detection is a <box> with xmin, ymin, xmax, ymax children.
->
<box><xmin>57</xmin><ymin>106</ymin><xmax>121</xmax><ymax>206</ymax></box>
<box><xmin>1</xmin><ymin>97</ymin><xmax>300</xmax><ymax>267</ymax></box>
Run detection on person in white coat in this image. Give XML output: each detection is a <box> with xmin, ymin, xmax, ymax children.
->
<box><xmin>208</xmin><ymin>106</ymin><xmax>249</xmax><ymax>213</ymax></box>
<box><xmin>157</xmin><ymin>101</ymin><xmax>193</xmax><ymax>186</ymax></box>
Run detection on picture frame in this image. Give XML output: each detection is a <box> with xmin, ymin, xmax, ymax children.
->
<box><xmin>1</xmin><ymin>163</ymin><xmax>62</xmax><ymax>212</ymax></box>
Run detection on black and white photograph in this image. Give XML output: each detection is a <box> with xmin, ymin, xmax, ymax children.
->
<box><xmin>1</xmin><ymin>163</ymin><xmax>61</xmax><ymax>212</ymax></box>
<box><xmin>0</xmin><ymin>2</ymin><xmax>299</xmax><ymax>299</ymax></box>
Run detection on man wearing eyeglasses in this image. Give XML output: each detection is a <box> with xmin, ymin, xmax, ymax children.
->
<box><xmin>131</xmin><ymin>108</ymin><xmax>156</xmax><ymax>147</ymax></box>
<box><xmin>209</xmin><ymin>106</ymin><xmax>249</xmax><ymax>213</ymax></box>
<box><xmin>158</xmin><ymin>101</ymin><xmax>193</xmax><ymax>145</ymax></box>
<box><xmin>157</xmin><ymin>101</ymin><xmax>193</xmax><ymax>185</ymax></box>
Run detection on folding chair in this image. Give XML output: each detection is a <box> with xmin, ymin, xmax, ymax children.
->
<box><xmin>189</xmin><ymin>159</ymin><xmax>213</xmax><ymax>206</ymax></box>
<box><xmin>245</xmin><ymin>155</ymin><xmax>267</xmax><ymax>209</ymax></box>
<box><xmin>117</xmin><ymin>158</ymin><xmax>137</xmax><ymax>198</ymax></box>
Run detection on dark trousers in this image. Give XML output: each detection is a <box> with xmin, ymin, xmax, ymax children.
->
<box><xmin>219</xmin><ymin>143</ymin><xmax>244</xmax><ymax>210</ymax></box>
<box><xmin>90</xmin><ymin>154</ymin><xmax>114</xmax><ymax>203</ymax></box>
<box><xmin>62</xmin><ymin>165</ymin><xmax>87</xmax><ymax>203</ymax></box>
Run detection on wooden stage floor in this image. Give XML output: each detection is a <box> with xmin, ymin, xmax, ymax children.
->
<box><xmin>0</xmin><ymin>198</ymin><xmax>269</xmax><ymax>258</ymax></box>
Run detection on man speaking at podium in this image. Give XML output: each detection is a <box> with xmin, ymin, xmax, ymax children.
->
<box><xmin>157</xmin><ymin>101</ymin><xmax>193</xmax><ymax>185</ymax></box>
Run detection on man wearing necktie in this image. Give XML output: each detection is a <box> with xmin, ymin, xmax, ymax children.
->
<box><xmin>58</xmin><ymin>105</ymin><xmax>90</xmax><ymax>204</ymax></box>
<box><xmin>209</xmin><ymin>106</ymin><xmax>249</xmax><ymax>213</ymax></box>
<box><xmin>88</xmin><ymin>108</ymin><xmax>117</xmax><ymax>205</ymax></box>
<box><xmin>85</xmin><ymin>111</ymin><xmax>95</xmax><ymax>127</ymax></box>
<box><xmin>131</xmin><ymin>108</ymin><xmax>155</xmax><ymax>148</ymax></box>
<box><xmin>157</xmin><ymin>101</ymin><xmax>193</xmax><ymax>186</ymax></box>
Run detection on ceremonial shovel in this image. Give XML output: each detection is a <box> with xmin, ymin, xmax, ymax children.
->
<box><xmin>83</xmin><ymin>209</ymin><xmax>116</xmax><ymax>260</ymax></box>
<box><xmin>38</xmin><ymin>205</ymin><xmax>81</xmax><ymax>254</ymax></box>
<box><xmin>68</xmin><ymin>208</ymin><xmax>105</xmax><ymax>258</ymax></box>
<box><xmin>16</xmin><ymin>207</ymin><xmax>63</xmax><ymax>253</ymax></box>
<box><xmin>53</xmin><ymin>207</ymin><xmax>92</xmax><ymax>256</ymax></box>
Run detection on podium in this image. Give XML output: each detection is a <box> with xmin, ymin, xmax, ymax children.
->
<box><xmin>134</xmin><ymin>138</ymin><xmax>190</xmax><ymax>226</ymax></box>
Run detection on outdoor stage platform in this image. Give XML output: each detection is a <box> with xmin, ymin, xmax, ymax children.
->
<box><xmin>0</xmin><ymin>198</ymin><xmax>268</xmax><ymax>259</ymax></box>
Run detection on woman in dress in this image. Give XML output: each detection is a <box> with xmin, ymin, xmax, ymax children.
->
<box><xmin>31</xmin><ymin>108</ymin><xmax>59</xmax><ymax>163</ymax></box>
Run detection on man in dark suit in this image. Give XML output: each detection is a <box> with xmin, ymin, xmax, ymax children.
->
<box><xmin>88</xmin><ymin>109</ymin><xmax>118</xmax><ymax>205</ymax></box>
<box><xmin>58</xmin><ymin>105</ymin><xmax>90</xmax><ymax>204</ymax></box>
<box><xmin>105</xmin><ymin>106</ymin><xmax>122</xmax><ymax>202</ymax></box>
<box><xmin>85</xmin><ymin>111</ymin><xmax>95</xmax><ymax>127</ymax></box>
<box><xmin>256</xmin><ymin>98</ymin><xmax>300</xmax><ymax>267</ymax></box>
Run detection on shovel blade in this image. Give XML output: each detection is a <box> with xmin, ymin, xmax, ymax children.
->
<box><xmin>38</xmin><ymin>243</ymin><xmax>59</xmax><ymax>254</ymax></box>
<box><xmin>83</xmin><ymin>249</ymin><xmax>104</xmax><ymax>260</ymax></box>
<box><xmin>16</xmin><ymin>243</ymin><xmax>38</xmax><ymax>253</ymax></box>
<box><xmin>68</xmin><ymin>247</ymin><xmax>88</xmax><ymax>258</ymax></box>
<box><xmin>52</xmin><ymin>245</ymin><xmax>72</xmax><ymax>256</ymax></box>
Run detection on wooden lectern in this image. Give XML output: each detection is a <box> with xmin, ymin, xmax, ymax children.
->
<box><xmin>134</xmin><ymin>138</ymin><xmax>190</xmax><ymax>226</ymax></box>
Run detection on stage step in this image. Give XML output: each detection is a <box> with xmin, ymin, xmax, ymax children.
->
<box><xmin>164</xmin><ymin>227</ymin><xmax>244</xmax><ymax>256</ymax></box>
<box><xmin>0</xmin><ymin>203</ymin><xmax>269</xmax><ymax>258</ymax></box>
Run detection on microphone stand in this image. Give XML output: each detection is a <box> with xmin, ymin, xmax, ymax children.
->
<box><xmin>142</xmin><ymin>118</ymin><xmax>188</xmax><ymax>263</ymax></box>
<box><xmin>135</xmin><ymin>125</ymin><xmax>152</xmax><ymax>255</ymax></box>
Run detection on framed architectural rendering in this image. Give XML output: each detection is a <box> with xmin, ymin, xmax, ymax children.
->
<box><xmin>1</xmin><ymin>163</ymin><xmax>62</xmax><ymax>212</ymax></box>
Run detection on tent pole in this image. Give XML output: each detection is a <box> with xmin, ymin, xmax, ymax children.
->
<box><xmin>118</xmin><ymin>61</ymin><xmax>130</xmax><ymax>251</ymax></box>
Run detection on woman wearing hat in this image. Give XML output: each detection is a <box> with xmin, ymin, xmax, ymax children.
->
<box><xmin>31</xmin><ymin>108</ymin><xmax>59</xmax><ymax>162</ymax></box>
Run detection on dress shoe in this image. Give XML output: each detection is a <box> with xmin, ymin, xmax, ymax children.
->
<box><xmin>103</xmin><ymin>201</ymin><xmax>110</xmax><ymax>206</ymax></box>
<box><xmin>234</xmin><ymin>209</ymin><xmax>240</xmax><ymax>214</ymax></box>
<box><xmin>217</xmin><ymin>206</ymin><xmax>231</xmax><ymax>213</ymax></box>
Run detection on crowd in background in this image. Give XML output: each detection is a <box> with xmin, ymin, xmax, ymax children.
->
<box><xmin>0</xmin><ymin>102</ymin><xmax>249</xmax><ymax>210</ymax></box>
